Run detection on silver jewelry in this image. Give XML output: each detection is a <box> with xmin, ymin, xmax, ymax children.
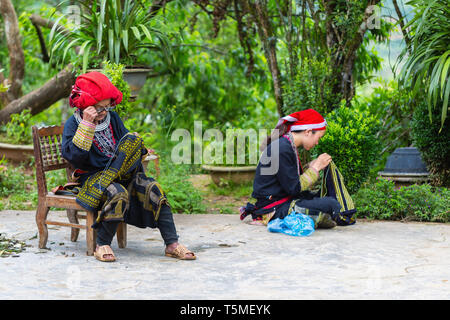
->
<box><xmin>74</xmin><ymin>108</ymin><xmax>111</xmax><ymax>132</ymax></box>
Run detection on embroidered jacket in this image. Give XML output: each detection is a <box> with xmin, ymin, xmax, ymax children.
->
<box><xmin>249</xmin><ymin>135</ymin><xmax>319</xmax><ymax>218</ymax></box>
<box><xmin>62</xmin><ymin>111</ymin><xmax>129</xmax><ymax>183</ymax></box>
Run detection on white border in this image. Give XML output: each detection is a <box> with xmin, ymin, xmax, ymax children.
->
<box><xmin>289</xmin><ymin>120</ymin><xmax>327</xmax><ymax>131</ymax></box>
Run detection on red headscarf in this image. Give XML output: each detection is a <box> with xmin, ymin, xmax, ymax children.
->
<box><xmin>69</xmin><ymin>72</ymin><xmax>123</xmax><ymax>109</ymax></box>
<box><xmin>276</xmin><ymin>109</ymin><xmax>327</xmax><ymax>131</ymax></box>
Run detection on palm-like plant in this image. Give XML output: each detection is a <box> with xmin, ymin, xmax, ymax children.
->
<box><xmin>49</xmin><ymin>0</ymin><xmax>173</xmax><ymax>72</ymax></box>
<box><xmin>399</xmin><ymin>0</ymin><xmax>450</xmax><ymax>129</ymax></box>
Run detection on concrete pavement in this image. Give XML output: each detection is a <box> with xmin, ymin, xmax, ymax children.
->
<box><xmin>0</xmin><ymin>210</ymin><xmax>449</xmax><ymax>299</ymax></box>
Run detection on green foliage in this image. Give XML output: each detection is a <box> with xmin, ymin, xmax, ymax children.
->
<box><xmin>101</xmin><ymin>61</ymin><xmax>133</xmax><ymax>119</ymax></box>
<box><xmin>354</xmin><ymin>178</ymin><xmax>450</xmax><ymax>222</ymax></box>
<box><xmin>313</xmin><ymin>104</ymin><xmax>382</xmax><ymax>194</ymax></box>
<box><xmin>353</xmin><ymin>79</ymin><xmax>416</xmax><ymax>178</ymax></box>
<box><xmin>14</xmin><ymin>8</ymin><xmax>60</xmax><ymax>93</ymax></box>
<box><xmin>0</xmin><ymin>160</ymin><xmax>38</xmax><ymax>210</ymax></box>
<box><xmin>411</xmin><ymin>100</ymin><xmax>450</xmax><ymax>187</ymax></box>
<box><xmin>202</xmin><ymin>122</ymin><xmax>263</xmax><ymax>167</ymax></box>
<box><xmin>45</xmin><ymin>170</ymin><xmax>68</xmax><ymax>191</ymax></box>
<box><xmin>268</xmin><ymin>0</ymin><xmax>391</xmax><ymax>114</ymax></box>
<box><xmin>0</xmin><ymin>69</ymin><xmax>8</xmax><ymax>93</ymax></box>
<box><xmin>399</xmin><ymin>0</ymin><xmax>450</xmax><ymax>129</ymax></box>
<box><xmin>31</xmin><ymin>102</ymin><xmax>65</xmax><ymax>127</ymax></box>
<box><xmin>156</xmin><ymin>162</ymin><xmax>206</xmax><ymax>214</ymax></box>
<box><xmin>208</xmin><ymin>180</ymin><xmax>253</xmax><ymax>199</ymax></box>
<box><xmin>132</xmin><ymin>6</ymin><xmax>276</xmax><ymax>158</ymax></box>
<box><xmin>1</xmin><ymin>109</ymin><xmax>33</xmax><ymax>144</ymax></box>
<box><xmin>49</xmin><ymin>0</ymin><xmax>175</xmax><ymax>72</ymax></box>
<box><xmin>283</xmin><ymin>56</ymin><xmax>340</xmax><ymax>116</ymax></box>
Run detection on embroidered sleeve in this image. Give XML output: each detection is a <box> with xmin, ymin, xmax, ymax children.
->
<box><xmin>299</xmin><ymin>167</ymin><xmax>319</xmax><ymax>191</ymax></box>
<box><xmin>72</xmin><ymin>120</ymin><xmax>95</xmax><ymax>151</ymax></box>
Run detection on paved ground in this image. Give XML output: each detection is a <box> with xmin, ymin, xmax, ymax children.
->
<box><xmin>0</xmin><ymin>210</ymin><xmax>449</xmax><ymax>300</ymax></box>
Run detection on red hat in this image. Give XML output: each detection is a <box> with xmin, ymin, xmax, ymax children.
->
<box><xmin>277</xmin><ymin>109</ymin><xmax>327</xmax><ymax>131</ymax></box>
<box><xmin>69</xmin><ymin>72</ymin><xmax>123</xmax><ymax>109</ymax></box>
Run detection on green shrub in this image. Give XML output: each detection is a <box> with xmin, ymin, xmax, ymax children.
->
<box><xmin>411</xmin><ymin>101</ymin><xmax>450</xmax><ymax>187</ymax></box>
<box><xmin>202</xmin><ymin>131</ymin><xmax>260</xmax><ymax>167</ymax></box>
<box><xmin>155</xmin><ymin>162</ymin><xmax>206</xmax><ymax>214</ymax></box>
<box><xmin>101</xmin><ymin>61</ymin><xmax>133</xmax><ymax>119</ymax></box>
<box><xmin>354</xmin><ymin>179</ymin><xmax>449</xmax><ymax>222</ymax></box>
<box><xmin>283</xmin><ymin>56</ymin><xmax>340</xmax><ymax>116</ymax></box>
<box><xmin>208</xmin><ymin>180</ymin><xmax>253</xmax><ymax>199</ymax></box>
<box><xmin>0</xmin><ymin>160</ymin><xmax>38</xmax><ymax>210</ymax></box>
<box><xmin>1</xmin><ymin>109</ymin><xmax>33</xmax><ymax>144</ymax></box>
<box><xmin>0</xmin><ymin>160</ymin><xmax>29</xmax><ymax>197</ymax></box>
<box><xmin>313</xmin><ymin>104</ymin><xmax>382</xmax><ymax>194</ymax></box>
<box><xmin>352</xmin><ymin>80</ymin><xmax>415</xmax><ymax>179</ymax></box>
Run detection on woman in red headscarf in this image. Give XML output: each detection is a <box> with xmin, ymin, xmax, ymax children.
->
<box><xmin>62</xmin><ymin>72</ymin><xmax>195</xmax><ymax>262</ymax></box>
<box><xmin>240</xmin><ymin>109</ymin><xmax>343</xmax><ymax>228</ymax></box>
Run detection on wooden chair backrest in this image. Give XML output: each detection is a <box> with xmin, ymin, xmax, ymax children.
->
<box><xmin>32</xmin><ymin>125</ymin><xmax>74</xmax><ymax>197</ymax></box>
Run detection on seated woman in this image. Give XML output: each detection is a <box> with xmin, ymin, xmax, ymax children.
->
<box><xmin>240</xmin><ymin>109</ymin><xmax>353</xmax><ymax>228</ymax></box>
<box><xmin>62</xmin><ymin>71</ymin><xmax>195</xmax><ymax>262</ymax></box>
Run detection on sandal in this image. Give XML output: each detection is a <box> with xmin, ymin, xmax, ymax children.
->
<box><xmin>94</xmin><ymin>245</ymin><xmax>116</xmax><ymax>262</ymax></box>
<box><xmin>165</xmin><ymin>244</ymin><xmax>196</xmax><ymax>260</ymax></box>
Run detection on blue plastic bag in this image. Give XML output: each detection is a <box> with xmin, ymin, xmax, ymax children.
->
<box><xmin>267</xmin><ymin>212</ymin><xmax>315</xmax><ymax>237</ymax></box>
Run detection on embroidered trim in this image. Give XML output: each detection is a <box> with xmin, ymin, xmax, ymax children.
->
<box><xmin>300</xmin><ymin>168</ymin><xmax>319</xmax><ymax>191</ymax></box>
<box><xmin>73</xmin><ymin>120</ymin><xmax>95</xmax><ymax>151</ymax></box>
<box><xmin>281</xmin><ymin>133</ymin><xmax>319</xmax><ymax>191</ymax></box>
<box><xmin>282</xmin><ymin>132</ymin><xmax>303</xmax><ymax>174</ymax></box>
<box><xmin>93</xmin><ymin>124</ymin><xmax>116</xmax><ymax>158</ymax></box>
<box><xmin>74</xmin><ymin>108</ymin><xmax>111</xmax><ymax>132</ymax></box>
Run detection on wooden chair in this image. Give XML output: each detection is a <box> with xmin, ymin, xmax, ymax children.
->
<box><xmin>32</xmin><ymin>124</ymin><xmax>159</xmax><ymax>256</ymax></box>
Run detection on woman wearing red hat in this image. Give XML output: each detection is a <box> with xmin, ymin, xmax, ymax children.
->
<box><xmin>62</xmin><ymin>72</ymin><xmax>195</xmax><ymax>262</ymax></box>
<box><xmin>240</xmin><ymin>109</ymin><xmax>345</xmax><ymax>228</ymax></box>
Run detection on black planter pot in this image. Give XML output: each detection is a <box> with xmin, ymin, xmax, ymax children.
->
<box><xmin>378</xmin><ymin>147</ymin><xmax>430</xmax><ymax>186</ymax></box>
<box><xmin>122</xmin><ymin>68</ymin><xmax>152</xmax><ymax>99</ymax></box>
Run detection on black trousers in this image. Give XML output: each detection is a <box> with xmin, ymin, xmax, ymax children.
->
<box><xmin>294</xmin><ymin>196</ymin><xmax>342</xmax><ymax>218</ymax></box>
<box><xmin>96</xmin><ymin>204</ymin><xmax>179</xmax><ymax>246</ymax></box>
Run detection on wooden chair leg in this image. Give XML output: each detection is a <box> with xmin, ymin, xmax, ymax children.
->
<box><xmin>66</xmin><ymin>209</ymin><xmax>80</xmax><ymax>242</ymax></box>
<box><xmin>36</xmin><ymin>202</ymin><xmax>50</xmax><ymax>249</ymax></box>
<box><xmin>86</xmin><ymin>211</ymin><xmax>97</xmax><ymax>256</ymax></box>
<box><xmin>117</xmin><ymin>222</ymin><xmax>127</xmax><ymax>248</ymax></box>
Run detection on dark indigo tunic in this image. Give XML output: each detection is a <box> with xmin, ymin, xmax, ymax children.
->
<box><xmin>61</xmin><ymin>111</ymin><xmax>129</xmax><ymax>185</ymax></box>
<box><xmin>250</xmin><ymin>136</ymin><xmax>317</xmax><ymax>219</ymax></box>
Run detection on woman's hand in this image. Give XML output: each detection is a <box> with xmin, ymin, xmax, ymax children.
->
<box><xmin>310</xmin><ymin>153</ymin><xmax>332</xmax><ymax>171</ymax></box>
<box><xmin>82</xmin><ymin>106</ymin><xmax>98</xmax><ymax>124</ymax></box>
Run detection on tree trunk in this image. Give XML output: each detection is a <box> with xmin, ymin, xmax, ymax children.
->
<box><xmin>325</xmin><ymin>0</ymin><xmax>381</xmax><ymax>105</ymax></box>
<box><xmin>0</xmin><ymin>0</ymin><xmax>25</xmax><ymax>104</ymax></box>
<box><xmin>248</xmin><ymin>0</ymin><xmax>284</xmax><ymax>116</ymax></box>
<box><xmin>0</xmin><ymin>65</ymin><xmax>76</xmax><ymax>125</ymax></box>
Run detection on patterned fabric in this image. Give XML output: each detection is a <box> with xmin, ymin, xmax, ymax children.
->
<box><xmin>300</xmin><ymin>168</ymin><xmax>319</xmax><ymax>191</ymax></box>
<box><xmin>73</xmin><ymin>108</ymin><xmax>111</xmax><ymax>132</ymax></box>
<box><xmin>125</xmin><ymin>172</ymin><xmax>169</xmax><ymax>229</ymax></box>
<box><xmin>73</xmin><ymin>109</ymin><xmax>116</xmax><ymax>157</ymax></box>
<box><xmin>76</xmin><ymin>133</ymin><xmax>147</xmax><ymax>212</ymax></box>
<box><xmin>72</xmin><ymin>120</ymin><xmax>95</xmax><ymax>151</ymax></box>
<box><xmin>92</xmin><ymin>182</ymin><xmax>129</xmax><ymax>228</ymax></box>
<box><xmin>281</xmin><ymin>132</ymin><xmax>319</xmax><ymax>190</ymax></box>
<box><xmin>76</xmin><ymin>132</ymin><xmax>168</xmax><ymax>230</ymax></box>
<box><xmin>93</xmin><ymin>124</ymin><xmax>116</xmax><ymax>157</ymax></box>
<box><xmin>320</xmin><ymin>160</ymin><xmax>356</xmax><ymax>225</ymax></box>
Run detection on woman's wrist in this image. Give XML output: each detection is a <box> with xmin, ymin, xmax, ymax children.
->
<box><xmin>73</xmin><ymin>120</ymin><xmax>95</xmax><ymax>151</ymax></box>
